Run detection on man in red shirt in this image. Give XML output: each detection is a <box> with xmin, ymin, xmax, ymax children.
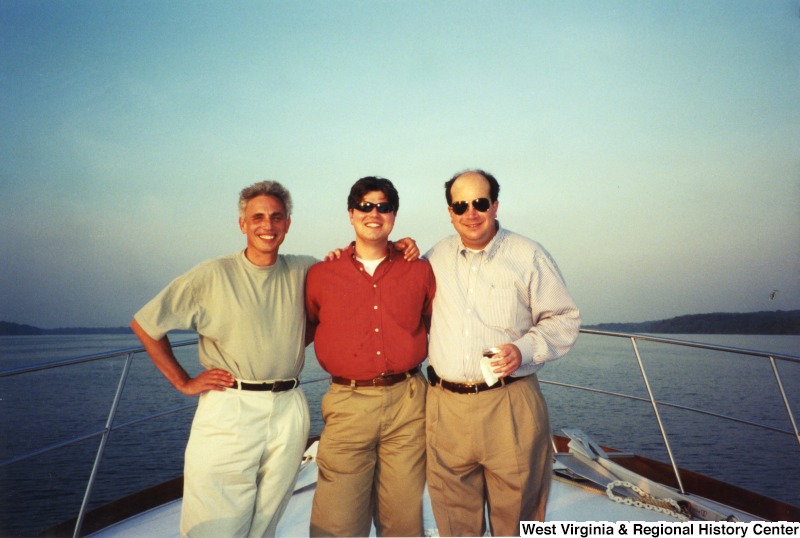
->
<box><xmin>306</xmin><ymin>176</ymin><xmax>436</xmax><ymax>537</ymax></box>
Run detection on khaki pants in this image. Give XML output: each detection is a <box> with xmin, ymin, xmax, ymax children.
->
<box><xmin>310</xmin><ymin>374</ymin><xmax>427</xmax><ymax>537</ymax></box>
<box><xmin>182</xmin><ymin>387</ymin><xmax>310</xmax><ymax>538</ymax></box>
<box><xmin>426</xmin><ymin>375</ymin><xmax>553</xmax><ymax>537</ymax></box>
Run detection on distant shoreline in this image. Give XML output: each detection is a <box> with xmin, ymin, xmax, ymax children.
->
<box><xmin>2</xmin><ymin>310</ymin><xmax>798</xmax><ymax>336</ymax></box>
<box><xmin>0</xmin><ymin>322</ymin><xmax>194</xmax><ymax>336</ymax></box>
<box><xmin>583</xmin><ymin>310</ymin><xmax>799</xmax><ymax>335</ymax></box>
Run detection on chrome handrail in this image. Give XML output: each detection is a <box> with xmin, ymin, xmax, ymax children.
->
<box><xmin>540</xmin><ymin>329</ymin><xmax>800</xmax><ymax>498</ymax></box>
<box><xmin>576</xmin><ymin>329</ymin><xmax>800</xmax><ymax>446</ymax></box>
<box><xmin>630</xmin><ymin>336</ymin><xmax>685</xmax><ymax>493</ymax></box>
<box><xmin>0</xmin><ymin>338</ymin><xmax>330</xmax><ymax>538</ymax></box>
<box><xmin>0</xmin><ymin>339</ymin><xmax>199</xmax><ymax>469</ymax></box>
<box><xmin>0</xmin><ymin>330</ymin><xmax>798</xmax><ymax>536</ymax></box>
<box><xmin>74</xmin><ymin>350</ymin><xmax>134</xmax><ymax>537</ymax></box>
<box><xmin>579</xmin><ymin>329</ymin><xmax>800</xmax><ymax>362</ymax></box>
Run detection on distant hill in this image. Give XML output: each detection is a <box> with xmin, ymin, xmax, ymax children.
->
<box><xmin>0</xmin><ymin>321</ymin><xmax>133</xmax><ymax>336</ymax></box>
<box><xmin>584</xmin><ymin>310</ymin><xmax>800</xmax><ymax>335</ymax></box>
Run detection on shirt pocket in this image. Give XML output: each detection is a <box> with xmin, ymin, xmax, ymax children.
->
<box><xmin>482</xmin><ymin>287</ymin><xmax>517</xmax><ymax>329</ymax></box>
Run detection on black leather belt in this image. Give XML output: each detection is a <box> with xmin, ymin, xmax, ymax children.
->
<box><xmin>331</xmin><ymin>367</ymin><xmax>419</xmax><ymax>388</ymax></box>
<box><xmin>427</xmin><ymin>365</ymin><xmax>524</xmax><ymax>394</ymax></box>
<box><xmin>232</xmin><ymin>378</ymin><xmax>299</xmax><ymax>392</ymax></box>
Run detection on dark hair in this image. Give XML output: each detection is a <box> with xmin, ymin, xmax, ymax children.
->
<box><xmin>347</xmin><ymin>176</ymin><xmax>400</xmax><ymax>213</ymax></box>
<box><xmin>444</xmin><ymin>169</ymin><xmax>500</xmax><ymax>206</ymax></box>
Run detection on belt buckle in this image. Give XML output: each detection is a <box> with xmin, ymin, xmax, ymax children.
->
<box><xmin>272</xmin><ymin>379</ymin><xmax>297</xmax><ymax>391</ymax></box>
<box><xmin>372</xmin><ymin>373</ymin><xmax>391</xmax><ymax>387</ymax></box>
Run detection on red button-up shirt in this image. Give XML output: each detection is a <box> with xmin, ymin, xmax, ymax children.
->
<box><xmin>305</xmin><ymin>243</ymin><xmax>436</xmax><ymax>379</ymax></box>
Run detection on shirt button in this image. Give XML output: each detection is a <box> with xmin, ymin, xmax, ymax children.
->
<box><xmin>377</xmin><ymin>351</ymin><xmax>382</xmax><ymax>356</ymax></box>
<box><xmin>374</xmin><ymin>328</ymin><xmax>380</xmax><ymax>332</ymax></box>
<box><xmin>373</xmin><ymin>305</ymin><xmax>378</xmax><ymax>310</ymax></box>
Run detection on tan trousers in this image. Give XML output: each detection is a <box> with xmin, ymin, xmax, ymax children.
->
<box><xmin>310</xmin><ymin>373</ymin><xmax>427</xmax><ymax>537</ymax></box>
<box><xmin>426</xmin><ymin>375</ymin><xmax>553</xmax><ymax>537</ymax></box>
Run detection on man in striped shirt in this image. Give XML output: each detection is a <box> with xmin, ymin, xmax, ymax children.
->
<box><xmin>425</xmin><ymin>169</ymin><xmax>581</xmax><ymax>536</ymax></box>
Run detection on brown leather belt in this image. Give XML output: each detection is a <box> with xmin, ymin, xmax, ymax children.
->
<box><xmin>232</xmin><ymin>378</ymin><xmax>299</xmax><ymax>392</ymax></box>
<box><xmin>427</xmin><ymin>365</ymin><xmax>524</xmax><ymax>394</ymax></box>
<box><xmin>331</xmin><ymin>367</ymin><xmax>419</xmax><ymax>388</ymax></box>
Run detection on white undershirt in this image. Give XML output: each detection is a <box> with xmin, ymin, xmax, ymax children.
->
<box><xmin>356</xmin><ymin>256</ymin><xmax>385</xmax><ymax>276</ymax></box>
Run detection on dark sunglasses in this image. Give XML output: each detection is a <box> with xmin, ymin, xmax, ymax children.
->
<box><xmin>354</xmin><ymin>201</ymin><xmax>394</xmax><ymax>214</ymax></box>
<box><xmin>450</xmin><ymin>198</ymin><xmax>492</xmax><ymax>215</ymax></box>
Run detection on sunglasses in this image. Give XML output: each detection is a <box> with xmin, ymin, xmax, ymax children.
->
<box><xmin>450</xmin><ymin>198</ymin><xmax>492</xmax><ymax>216</ymax></box>
<box><xmin>353</xmin><ymin>201</ymin><xmax>395</xmax><ymax>214</ymax></box>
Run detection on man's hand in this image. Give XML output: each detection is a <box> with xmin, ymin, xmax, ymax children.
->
<box><xmin>394</xmin><ymin>237</ymin><xmax>420</xmax><ymax>261</ymax></box>
<box><xmin>489</xmin><ymin>344</ymin><xmax>522</xmax><ymax>378</ymax></box>
<box><xmin>324</xmin><ymin>248</ymin><xmax>344</xmax><ymax>261</ymax></box>
<box><xmin>178</xmin><ymin>368</ymin><xmax>235</xmax><ymax>395</ymax></box>
<box><xmin>325</xmin><ymin>238</ymin><xmax>420</xmax><ymax>262</ymax></box>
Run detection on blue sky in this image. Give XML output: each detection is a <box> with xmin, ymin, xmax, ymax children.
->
<box><xmin>1</xmin><ymin>1</ymin><xmax>798</xmax><ymax>328</ymax></box>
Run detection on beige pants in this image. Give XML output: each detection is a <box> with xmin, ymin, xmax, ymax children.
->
<box><xmin>181</xmin><ymin>387</ymin><xmax>310</xmax><ymax>538</ymax></box>
<box><xmin>426</xmin><ymin>375</ymin><xmax>553</xmax><ymax>537</ymax></box>
<box><xmin>310</xmin><ymin>374</ymin><xmax>427</xmax><ymax>537</ymax></box>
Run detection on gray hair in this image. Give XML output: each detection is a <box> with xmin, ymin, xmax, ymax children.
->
<box><xmin>238</xmin><ymin>181</ymin><xmax>293</xmax><ymax>217</ymax></box>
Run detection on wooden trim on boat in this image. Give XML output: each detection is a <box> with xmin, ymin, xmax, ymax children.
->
<box><xmin>41</xmin><ymin>436</ymin><xmax>322</xmax><ymax>537</ymax></box>
<box><xmin>610</xmin><ymin>453</ymin><xmax>799</xmax><ymax>522</ymax></box>
<box><xmin>43</xmin><ymin>435</ymin><xmax>797</xmax><ymax>536</ymax></box>
<box><xmin>41</xmin><ymin>476</ymin><xmax>184</xmax><ymax>537</ymax></box>
<box><xmin>552</xmin><ymin>435</ymin><xmax>799</xmax><ymax>522</ymax></box>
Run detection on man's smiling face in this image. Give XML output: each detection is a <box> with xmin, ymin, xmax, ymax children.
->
<box><xmin>239</xmin><ymin>194</ymin><xmax>291</xmax><ymax>266</ymax></box>
<box><xmin>448</xmin><ymin>172</ymin><xmax>498</xmax><ymax>250</ymax></box>
<box><xmin>349</xmin><ymin>190</ymin><xmax>396</xmax><ymax>247</ymax></box>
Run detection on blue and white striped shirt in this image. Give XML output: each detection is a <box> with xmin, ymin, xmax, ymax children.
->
<box><xmin>426</xmin><ymin>226</ymin><xmax>581</xmax><ymax>383</ymax></box>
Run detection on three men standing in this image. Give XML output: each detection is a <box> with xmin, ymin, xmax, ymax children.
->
<box><xmin>305</xmin><ymin>177</ymin><xmax>436</xmax><ymax>536</ymax></box>
<box><xmin>132</xmin><ymin>170</ymin><xmax>579</xmax><ymax>537</ymax></box>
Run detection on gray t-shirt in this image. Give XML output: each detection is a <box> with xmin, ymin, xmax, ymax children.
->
<box><xmin>135</xmin><ymin>250</ymin><xmax>317</xmax><ymax>380</ymax></box>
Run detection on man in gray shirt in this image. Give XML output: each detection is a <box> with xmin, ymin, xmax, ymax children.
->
<box><xmin>131</xmin><ymin>181</ymin><xmax>315</xmax><ymax>537</ymax></box>
<box><xmin>425</xmin><ymin>170</ymin><xmax>581</xmax><ymax>536</ymax></box>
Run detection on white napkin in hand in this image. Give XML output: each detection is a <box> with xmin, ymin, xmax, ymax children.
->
<box><xmin>480</xmin><ymin>356</ymin><xmax>500</xmax><ymax>386</ymax></box>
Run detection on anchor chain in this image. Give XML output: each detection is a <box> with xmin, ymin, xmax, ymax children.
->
<box><xmin>606</xmin><ymin>480</ymin><xmax>691</xmax><ymax>521</ymax></box>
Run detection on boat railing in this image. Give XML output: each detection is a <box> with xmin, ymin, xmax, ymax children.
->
<box><xmin>1</xmin><ymin>330</ymin><xmax>798</xmax><ymax>536</ymax></box>
<box><xmin>546</xmin><ymin>330</ymin><xmax>800</xmax><ymax>497</ymax></box>
<box><xmin>0</xmin><ymin>339</ymin><xmax>331</xmax><ymax>538</ymax></box>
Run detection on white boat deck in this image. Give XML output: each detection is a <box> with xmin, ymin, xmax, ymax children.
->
<box><xmin>88</xmin><ymin>476</ymin><xmax>683</xmax><ymax>538</ymax></box>
<box><xmin>90</xmin><ymin>447</ymin><xmax>747</xmax><ymax>538</ymax></box>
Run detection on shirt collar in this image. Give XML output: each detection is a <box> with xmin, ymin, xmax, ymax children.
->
<box><xmin>346</xmin><ymin>241</ymin><xmax>396</xmax><ymax>262</ymax></box>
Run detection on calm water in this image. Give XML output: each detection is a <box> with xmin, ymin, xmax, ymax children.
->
<box><xmin>0</xmin><ymin>333</ymin><xmax>798</xmax><ymax>536</ymax></box>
